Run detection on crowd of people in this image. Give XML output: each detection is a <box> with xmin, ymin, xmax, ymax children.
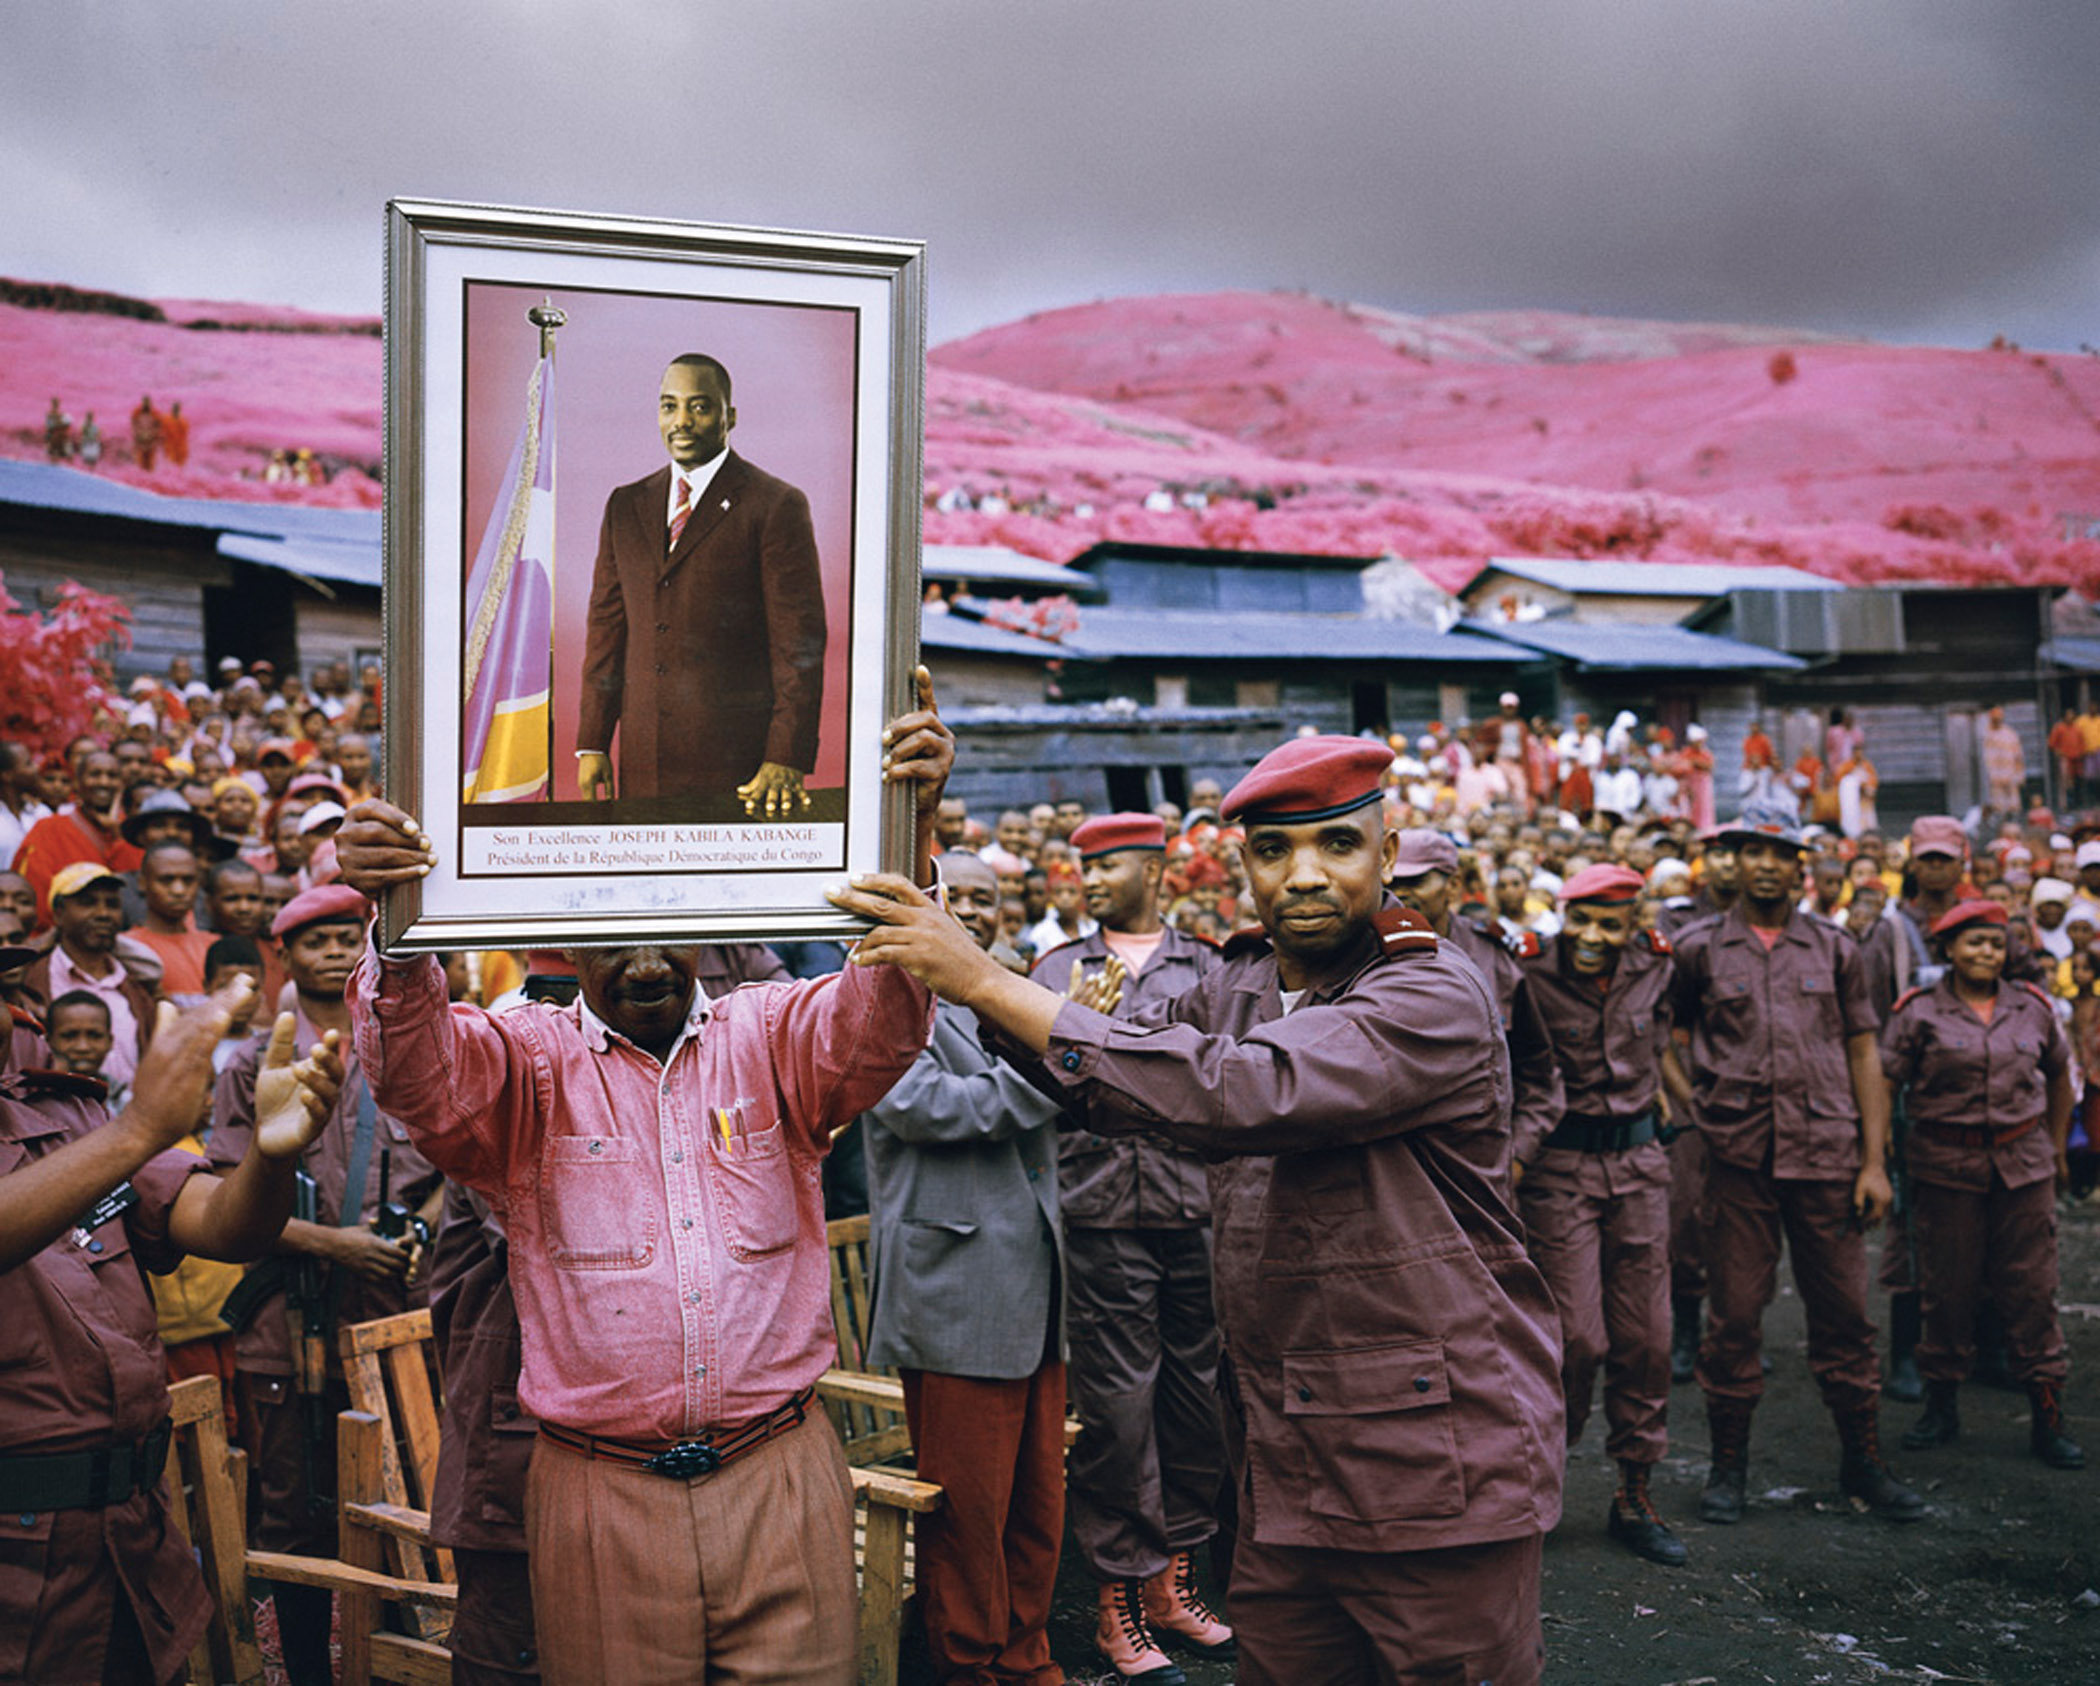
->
<box><xmin>1</xmin><ymin>650</ymin><xmax>2091</xmax><ymax>1686</ymax></box>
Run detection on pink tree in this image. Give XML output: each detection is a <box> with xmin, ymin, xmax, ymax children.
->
<box><xmin>0</xmin><ymin>574</ymin><xmax>130</xmax><ymax>756</ymax></box>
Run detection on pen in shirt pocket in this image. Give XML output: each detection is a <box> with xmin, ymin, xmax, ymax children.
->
<box><xmin>714</xmin><ymin>1099</ymin><xmax>757</xmax><ymax>1154</ymax></box>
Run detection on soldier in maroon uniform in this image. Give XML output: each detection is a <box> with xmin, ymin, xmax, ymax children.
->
<box><xmin>0</xmin><ymin>986</ymin><xmax>338</xmax><ymax>1685</ymax></box>
<box><xmin>835</xmin><ymin>738</ymin><xmax>1565</xmax><ymax>1686</ymax></box>
<box><xmin>1517</xmin><ymin>863</ymin><xmax>1694</xmax><ymax>1566</ymax></box>
<box><xmin>1031</xmin><ymin>813</ymin><xmax>1229</xmax><ymax>1681</ymax></box>
<box><xmin>1671</xmin><ymin>811</ymin><xmax>1926</xmax><ymax>1526</ymax></box>
<box><xmin>1389</xmin><ymin>829</ymin><xmax>1562</xmax><ymax>1182</ymax></box>
<box><xmin>1881</xmin><ymin>900</ymin><xmax>2084</xmax><ymax>1468</ymax></box>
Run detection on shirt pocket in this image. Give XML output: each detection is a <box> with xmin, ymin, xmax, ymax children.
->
<box><xmin>0</xmin><ymin>1508</ymin><xmax>56</xmax><ymax>1675</ymax></box>
<box><xmin>1283</xmin><ymin>1339</ymin><xmax>1465</xmax><ymax>1521</ymax></box>
<box><xmin>538</xmin><ymin>1136</ymin><xmax>657</xmax><ymax>1271</ymax></box>
<box><xmin>705</xmin><ymin>1119</ymin><xmax>801</xmax><ymax>1260</ymax></box>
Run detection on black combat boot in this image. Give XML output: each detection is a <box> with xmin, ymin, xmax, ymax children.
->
<box><xmin>1608</xmin><ymin>1460</ymin><xmax>1689</xmax><ymax>1565</ymax></box>
<box><xmin>1699</xmin><ymin>1399</ymin><xmax>1753</xmax><ymax>1524</ymax></box>
<box><xmin>1885</xmin><ymin>1292</ymin><xmax>1924</xmax><ymax>1404</ymax></box>
<box><xmin>1670</xmin><ymin>1295</ymin><xmax>1701</xmax><ymax>1386</ymax></box>
<box><xmin>1902</xmin><ymin>1380</ymin><xmax>1959</xmax><ymax>1450</ymax></box>
<box><xmin>1835</xmin><ymin>1405</ymin><xmax>1928</xmax><ymax>1522</ymax></box>
<box><xmin>2028</xmin><ymin>1381</ymin><xmax>2087</xmax><ymax>1470</ymax></box>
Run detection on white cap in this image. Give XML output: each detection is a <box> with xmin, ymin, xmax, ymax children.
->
<box><xmin>2075</xmin><ymin>840</ymin><xmax>2100</xmax><ymax>871</ymax></box>
<box><xmin>2033</xmin><ymin>876</ymin><xmax>2075</xmax><ymax>906</ymax></box>
<box><xmin>297</xmin><ymin>801</ymin><xmax>347</xmax><ymax>835</ymax></box>
<box><xmin>1499</xmin><ymin>692</ymin><xmax>1519</xmax><ymax>708</ymax></box>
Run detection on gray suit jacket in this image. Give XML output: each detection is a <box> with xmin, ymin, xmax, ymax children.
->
<box><xmin>861</xmin><ymin>1001</ymin><xmax>1066</xmax><ymax>1378</ymax></box>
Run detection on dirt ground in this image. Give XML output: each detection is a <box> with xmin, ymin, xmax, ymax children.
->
<box><xmin>902</xmin><ymin>1194</ymin><xmax>2100</xmax><ymax>1685</ymax></box>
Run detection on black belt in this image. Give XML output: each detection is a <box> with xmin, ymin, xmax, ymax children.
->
<box><xmin>1916</xmin><ymin>1116</ymin><xmax>2041</xmax><ymax>1149</ymax></box>
<box><xmin>0</xmin><ymin>1419</ymin><xmax>172</xmax><ymax>1513</ymax></box>
<box><xmin>539</xmin><ymin>1388</ymin><xmax>813</xmax><ymax>1480</ymax></box>
<box><xmin>1545</xmin><ymin>1110</ymin><xmax>1660</xmax><ymax>1155</ymax></box>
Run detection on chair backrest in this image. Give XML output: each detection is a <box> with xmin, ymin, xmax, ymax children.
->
<box><xmin>823</xmin><ymin>1215</ymin><xmax>913</xmax><ymax>1463</ymax></box>
<box><xmin>827</xmin><ymin>1214</ymin><xmax>877</xmax><ymax>1374</ymax></box>
<box><xmin>339</xmin><ymin>1308</ymin><xmax>453</xmax><ymax>1635</ymax></box>
<box><xmin>167</xmin><ymin>1374</ymin><xmax>266</xmax><ymax>1686</ymax></box>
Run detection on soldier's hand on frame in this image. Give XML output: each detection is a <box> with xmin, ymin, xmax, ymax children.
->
<box><xmin>1852</xmin><ymin>1161</ymin><xmax>1893</xmax><ymax>1227</ymax></box>
<box><xmin>336</xmin><ymin>799</ymin><xmax>437</xmax><ymax>897</ymax></box>
<box><xmin>252</xmin><ymin>1016</ymin><xmax>342</xmax><ymax>1161</ymax></box>
<box><xmin>577</xmin><ymin>752</ymin><xmax>613</xmax><ymax>802</ymax></box>
<box><xmin>737</xmin><ymin>761</ymin><xmax>810</xmax><ymax>818</ymax></box>
<box><xmin>882</xmin><ymin>667</ymin><xmax>954</xmax><ymax>802</ymax></box>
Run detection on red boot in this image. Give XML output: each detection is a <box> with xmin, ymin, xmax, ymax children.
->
<box><xmin>1095</xmin><ymin>1579</ymin><xmax>1185</xmax><ymax>1685</ymax></box>
<box><xmin>1141</xmin><ymin>1551</ymin><xmax>1235</xmax><ymax>1654</ymax></box>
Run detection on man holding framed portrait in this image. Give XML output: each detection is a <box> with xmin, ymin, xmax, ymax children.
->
<box><xmin>339</xmin><ymin>670</ymin><xmax>951</xmax><ymax>1686</ymax></box>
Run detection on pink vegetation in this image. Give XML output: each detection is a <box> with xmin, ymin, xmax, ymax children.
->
<box><xmin>7</xmin><ymin>282</ymin><xmax>2100</xmax><ymax>588</ymax></box>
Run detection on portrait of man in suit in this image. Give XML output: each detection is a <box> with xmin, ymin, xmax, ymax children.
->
<box><xmin>576</xmin><ymin>353</ymin><xmax>827</xmax><ymax>816</ymax></box>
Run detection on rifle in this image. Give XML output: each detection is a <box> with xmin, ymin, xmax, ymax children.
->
<box><xmin>281</xmin><ymin>1168</ymin><xmax>335</xmax><ymax>1517</ymax></box>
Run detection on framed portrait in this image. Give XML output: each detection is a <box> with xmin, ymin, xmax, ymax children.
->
<box><xmin>381</xmin><ymin>199</ymin><xmax>925</xmax><ymax>950</ymax></box>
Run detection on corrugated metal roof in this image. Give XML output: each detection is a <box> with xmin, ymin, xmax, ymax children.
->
<box><xmin>1057</xmin><ymin>609</ymin><xmax>1531</xmax><ymax>664</ymax></box>
<box><xmin>0</xmin><ymin>458</ymin><xmax>379</xmax><ymax>547</ymax></box>
<box><xmin>215</xmin><ymin>532</ymin><xmax>381</xmax><ymax>590</ymax></box>
<box><xmin>924</xmin><ymin>544</ymin><xmax>1102</xmax><ymax>597</ymax></box>
<box><xmin>2041</xmin><ymin>637</ymin><xmax>2100</xmax><ymax>673</ymax></box>
<box><xmin>919</xmin><ymin>614</ymin><xmax>1081</xmax><ymax>659</ymax></box>
<box><xmin>1465</xmin><ymin>617</ymin><xmax>1806</xmax><ymax>671</ymax></box>
<box><xmin>1464</xmin><ymin>557</ymin><xmax>1841</xmax><ymax>598</ymax></box>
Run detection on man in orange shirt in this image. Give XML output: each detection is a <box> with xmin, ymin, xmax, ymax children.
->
<box><xmin>11</xmin><ymin>749</ymin><xmax>139</xmax><ymax>924</ymax></box>
<box><xmin>125</xmin><ymin>843</ymin><xmax>216</xmax><ymax>996</ymax></box>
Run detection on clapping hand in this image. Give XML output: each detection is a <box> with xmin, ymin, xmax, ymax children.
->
<box><xmin>252</xmin><ymin>1015</ymin><xmax>342</xmax><ymax>1161</ymax></box>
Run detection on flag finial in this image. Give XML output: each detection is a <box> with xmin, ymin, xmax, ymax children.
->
<box><xmin>528</xmin><ymin>300</ymin><xmax>567</xmax><ymax>359</ymax></box>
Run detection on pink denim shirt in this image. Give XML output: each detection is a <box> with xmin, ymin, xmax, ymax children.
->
<box><xmin>351</xmin><ymin>945</ymin><xmax>932</xmax><ymax>1439</ymax></box>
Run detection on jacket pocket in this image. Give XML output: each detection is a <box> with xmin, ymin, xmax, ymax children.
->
<box><xmin>1283</xmin><ymin>1340</ymin><xmax>1465</xmax><ymax>1521</ymax></box>
<box><xmin>705</xmin><ymin>1120</ymin><xmax>800</xmax><ymax>1260</ymax></box>
<box><xmin>539</xmin><ymin>1136</ymin><xmax>656</xmax><ymax>1271</ymax></box>
<box><xmin>0</xmin><ymin>1508</ymin><xmax>55</xmax><ymax>1675</ymax></box>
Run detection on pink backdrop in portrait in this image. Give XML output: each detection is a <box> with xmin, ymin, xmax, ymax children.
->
<box><xmin>462</xmin><ymin>280</ymin><xmax>858</xmax><ymax>800</ymax></box>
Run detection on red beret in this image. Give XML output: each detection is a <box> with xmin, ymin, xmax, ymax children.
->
<box><xmin>1908</xmin><ymin>815</ymin><xmax>1967</xmax><ymax>859</ymax></box>
<box><xmin>271</xmin><ymin>883</ymin><xmax>371</xmax><ymax>940</ymax></box>
<box><xmin>1220</xmin><ymin>736</ymin><xmax>1391</xmax><ymax>825</ymax></box>
<box><xmin>1390</xmin><ymin>828</ymin><xmax>1460</xmax><ymax>879</ymax></box>
<box><xmin>1928</xmin><ymin>898</ymin><xmax>2008</xmax><ymax>939</ymax></box>
<box><xmin>1070</xmin><ymin>813</ymin><xmax>1166</xmax><ymax>858</ymax></box>
<box><xmin>1560</xmin><ymin>863</ymin><xmax>1645</xmax><ymax>905</ymax></box>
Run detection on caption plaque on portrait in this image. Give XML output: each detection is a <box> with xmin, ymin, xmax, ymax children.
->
<box><xmin>381</xmin><ymin>199</ymin><xmax>925</xmax><ymax>950</ymax></box>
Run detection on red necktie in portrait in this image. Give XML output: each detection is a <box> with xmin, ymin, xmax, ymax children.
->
<box><xmin>668</xmin><ymin>475</ymin><xmax>691</xmax><ymax>550</ymax></box>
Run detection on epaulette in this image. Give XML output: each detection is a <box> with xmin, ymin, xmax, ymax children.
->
<box><xmin>1890</xmin><ymin>985</ymin><xmax>1925</xmax><ymax>1015</ymax></box>
<box><xmin>15</xmin><ymin>1065</ymin><xmax>109</xmax><ymax>1101</ymax></box>
<box><xmin>2019</xmin><ymin>981</ymin><xmax>2056</xmax><ymax>1008</ymax></box>
<box><xmin>1640</xmin><ymin>928</ymin><xmax>1672</xmax><ymax>956</ymax></box>
<box><xmin>1501</xmin><ymin>923</ymin><xmax>1541</xmax><ymax>960</ymax></box>
<box><xmin>1374</xmin><ymin>906</ymin><xmax>1439</xmax><ymax>958</ymax></box>
<box><xmin>1221</xmin><ymin>927</ymin><xmax>1272</xmax><ymax>961</ymax></box>
<box><xmin>9</xmin><ymin>1003</ymin><xmax>43</xmax><ymax>1032</ymax></box>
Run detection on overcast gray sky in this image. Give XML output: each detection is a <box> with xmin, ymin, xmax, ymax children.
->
<box><xmin>6</xmin><ymin>1</ymin><xmax>2095</xmax><ymax>348</ymax></box>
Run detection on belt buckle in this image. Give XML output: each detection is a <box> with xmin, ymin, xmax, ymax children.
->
<box><xmin>644</xmin><ymin>1440</ymin><xmax>721</xmax><ymax>1479</ymax></box>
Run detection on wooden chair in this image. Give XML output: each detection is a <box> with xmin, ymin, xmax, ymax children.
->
<box><xmin>819</xmin><ymin>1214</ymin><xmax>914</xmax><ymax>1464</ymax></box>
<box><xmin>169</xmin><ymin>1375</ymin><xmax>456</xmax><ymax>1686</ymax></box>
<box><xmin>168</xmin><ymin>1374</ymin><xmax>265</xmax><ymax>1686</ymax></box>
<box><xmin>338</xmin><ymin>1309</ymin><xmax>453</xmax><ymax>1638</ymax></box>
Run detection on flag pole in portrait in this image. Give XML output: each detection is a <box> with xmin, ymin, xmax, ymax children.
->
<box><xmin>460</xmin><ymin>301</ymin><xmax>563</xmax><ymax>804</ymax></box>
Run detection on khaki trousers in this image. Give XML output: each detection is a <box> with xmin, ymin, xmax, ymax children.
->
<box><xmin>526</xmin><ymin>1411</ymin><xmax>856</xmax><ymax>1686</ymax></box>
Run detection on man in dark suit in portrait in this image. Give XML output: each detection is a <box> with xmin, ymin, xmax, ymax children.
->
<box><xmin>576</xmin><ymin>353</ymin><xmax>827</xmax><ymax>816</ymax></box>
